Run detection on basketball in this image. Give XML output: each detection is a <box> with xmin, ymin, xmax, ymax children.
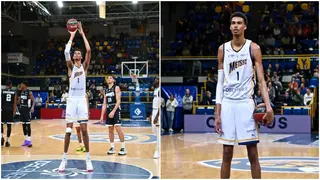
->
<box><xmin>66</xmin><ymin>19</ymin><xmax>78</xmax><ymax>32</ymax></box>
<box><xmin>253</xmin><ymin>104</ymin><xmax>266</xmax><ymax>123</ymax></box>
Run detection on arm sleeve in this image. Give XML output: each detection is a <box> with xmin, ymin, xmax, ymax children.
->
<box><xmin>216</xmin><ymin>69</ymin><xmax>224</xmax><ymax>104</ymax></box>
<box><xmin>64</xmin><ymin>40</ymin><xmax>72</xmax><ymax>61</ymax></box>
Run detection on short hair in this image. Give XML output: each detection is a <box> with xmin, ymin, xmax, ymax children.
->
<box><xmin>6</xmin><ymin>80</ymin><xmax>12</xmax><ymax>86</ymax></box>
<box><xmin>21</xmin><ymin>81</ymin><xmax>28</xmax><ymax>86</ymax></box>
<box><xmin>230</xmin><ymin>12</ymin><xmax>248</xmax><ymax>25</ymax></box>
<box><xmin>73</xmin><ymin>48</ymin><xmax>83</xmax><ymax>56</ymax></box>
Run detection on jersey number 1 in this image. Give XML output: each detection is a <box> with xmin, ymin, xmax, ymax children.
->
<box><xmin>237</xmin><ymin>72</ymin><xmax>239</xmax><ymax>81</ymax></box>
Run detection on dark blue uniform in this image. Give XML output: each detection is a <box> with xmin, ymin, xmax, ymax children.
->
<box><xmin>19</xmin><ymin>89</ymin><xmax>31</xmax><ymax>124</ymax></box>
<box><xmin>1</xmin><ymin>89</ymin><xmax>15</xmax><ymax>124</ymax></box>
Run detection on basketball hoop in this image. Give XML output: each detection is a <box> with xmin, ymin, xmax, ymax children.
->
<box><xmin>131</xmin><ymin>74</ymin><xmax>138</xmax><ymax>84</ymax></box>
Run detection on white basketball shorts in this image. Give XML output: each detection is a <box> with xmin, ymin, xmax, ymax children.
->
<box><xmin>65</xmin><ymin>97</ymin><xmax>88</xmax><ymax>124</ymax></box>
<box><xmin>218</xmin><ymin>98</ymin><xmax>259</xmax><ymax>145</ymax></box>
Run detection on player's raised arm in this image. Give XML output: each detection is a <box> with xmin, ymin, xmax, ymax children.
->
<box><xmin>65</xmin><ymin>30</ymin><xmax>77</xmax><ymax>77</ymax></box>
<box><xmin>214</xmin><ymin>45</ymin><xmax>224</xmax><ymax>134</ymax></box>
<box><xmin>251</xmin><ymin>43</ymin><xmax>274</xmax><ymax>126</ymax></box>
<box><xmin>78</xmin><ymin>22</ymin><xmax>91</xmax><ymax>72</ymax></box>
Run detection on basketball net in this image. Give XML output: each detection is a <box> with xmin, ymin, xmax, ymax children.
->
<box><xmin>131</xmin><ymin>73</ymin><xmax>139</xmax><ymax>90</ymax></box>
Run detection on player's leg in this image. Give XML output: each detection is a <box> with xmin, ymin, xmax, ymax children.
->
<box><xmin>75</xmin><ymin>125</ymin><xmax>85</xmax><ymax>152</ymax></box>
<box><xmin>115</xmin><ymin>125</ymin><xmax>127</xmax><ymax>155</ymax></box>
<box><xmin>25</xmin><ymin>111</ymin><xmax>32</xmax><ymax>147</ymax></box>
<box><xmin>20</xmin><ymin>110</ymin><xmax>29</xmax><ymax>146</ymax></box>
<box><xmin>221</xmin><ymin>145</ymin><xmax>234</xmax><ymax>179</ymax></box>
<box><xmin>107</xmin><ymin>125</ymin><xmax>116</xmax><ymax>154</ymax></box>
<box><xmin>59</xmin><ymin>122</ymin><xmax>73</xmax><ymax>172</ymax></box>
<box><xmin>79</xmin><ymin>122</ymin><xmax>93</xmax><ymax>172</ymax></box>
<box><xmin>236</xmin><ymin>99</ymin><xmax>260</xmax><ymax>178</ymax></box>
<box><xmin>246</xmin><ymin>144</ymin><xmax>261</xmax><ymax>179</ymax></box>
<box><xmin>1</xmin><ymin>122</ymin><xmax>5</xmax><ymax>146</ymax></box>
<box><xmin>152</xmin><ymin>109</ymin><xmax>159</xmax><ymax>158</ymax></box>
<box><xmin>218</xmin><ymin>99</ymin><xmax>236</xmax><ymax>178</ymax></box>
<box><xmin>6</xmin><ymin>123</ymin><xmax>12</xmax><ymax>147</ymax></box>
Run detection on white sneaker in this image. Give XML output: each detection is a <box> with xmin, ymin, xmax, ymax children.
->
<box><xmin>86</xmin><ymin>159</ymin><xmax>93</xmax><ymax>172</ymax></box>
<box><xmin>169</xmin><ymin>128</ymin><xmax>174</xmax><ymax>132</ymax></box>
<box><xmin>180</xmin><ymin>129</ymin><xmax>184</xmax><ymax>132</ymax></box>
<box><xmin>153</xmin><ymin>150</ymin><xmax>159</xmax><ymax>159</ymax></box>
<box><xmin>108</xmin><ymin>147</ymin><xmax>116</xmax><ymax>155</ymax></box>
<box><xmin>161</xmin><ymin>128</ymin><xmax>164</xmax><ymax>132</ymax></box>
<box><xmin>58</xmin><ymin>159</ymin><xmax>67</xmax><ymax>172</ymax></box>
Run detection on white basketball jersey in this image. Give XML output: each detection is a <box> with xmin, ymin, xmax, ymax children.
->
<box><xmin>223</xmin><ymin>39</ymin><xmax>255</xmax><ymax>100</ymax></box>
<box><xmin>69</xmin><ymin>65</ymin><xmax>86</xmax><ymax>97</ymax></box>
<box><xmin>152</xmin><ymin>87</ymin><xmax>160</xmax><ymax>109</ymax></box>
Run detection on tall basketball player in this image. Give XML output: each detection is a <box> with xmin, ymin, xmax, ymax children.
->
<box><xmin>214</xmin><ymin>12</ymin><xmax>274</xmax><ymax>179</ymax></box>
<box><xmin>13</xmin><ymin>81</ymin><xmax>35</xmax><ymax>147</ymax></box>
<box><xmin>148</xmin><ymin>78</ymin><xmax>160</xmax><ymax>159</ymax></box>
<box><xmin>1</xmin><ymin>80</ymin><xmax>15</xmax><ymax>147</ymax></box>
<box><xmin>59</xmin><ymin>22</ymin><xmax>93</xmax><ymax>172</ymax></box>
<box><xmin>100</xmin><ymin>76</ymin><xmax>127</xmax><ymax>155</ymax></box>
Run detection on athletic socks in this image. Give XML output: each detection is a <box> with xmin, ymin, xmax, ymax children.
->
<box><xmin>121</xmin><ymin>142</ymin><xmax>125</xmax><ymax>149</ymax></box>
<box><xmin>63</xmin><ymin>153</ymin><xmax>67</xmax><ymax>159</ymax></box>
<box><xmin>86</xmin><ymin>152</ymin><xmax>90</xmax><ymax>159</ymax></box>
<box><xmin>110</xmin><ymin>142</ymin><xmax>115</xmax><ymax>148</ymax></box>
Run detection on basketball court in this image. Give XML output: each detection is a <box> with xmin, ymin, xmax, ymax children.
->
<box><xmin>161</xmin><ymin>132</ymin><xmax>318</xmax><ymax>179</ymax></box>
<box><xmin>1</xmin><ymin>119</ymin><xmax>159</xmax><ymax>179</ymax></box>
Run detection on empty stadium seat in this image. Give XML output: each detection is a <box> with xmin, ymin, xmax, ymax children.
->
<box><xmin>293</xmin><ymin>108</ymin><xmax>302</xmax><ymax>115</ymax></box>
<box><xmin>302</xmin><ymin>107</ymin><xmax>309</xmax><ymax>115</ymax></box>
<box><xmin>284</xmin><ymin>107</ymin><xmax>292</xmax><ymax>115</ymax></box>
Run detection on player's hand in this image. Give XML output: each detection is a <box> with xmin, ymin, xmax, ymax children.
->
<box><xmin>109</xmin><ymin>111</ymin><xmax>115</xmax><ymax>118</ymax></box>
<box><xmin>78</xmin><ymin>21</ymin><xmax>83</xmax><ymax>35</ymax></box>
<box><xmin>30</xmin><ymin>108</ymin><xmax>34</xmax><ymax>113</ymax></box>
<box><xmin>214</xmin><ymin>115</ymin><xmax>223</xmax><ymax>135</ymax></box>
<box><xmin>262</xmin><ymin>109</ymin><xmax>274</xmax><ymax>126</ymax></box>
<box><xmin>153</xmin><ymin>117</ymin><xmax>159</xmax><ymax>125</ymax></box>
<box><xmin>100</xmin><ymin>117</ymin><xmax>104</xmax><ymax>124</ymax></box>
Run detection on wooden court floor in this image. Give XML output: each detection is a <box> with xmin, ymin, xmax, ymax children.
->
<box><xmin>161</xmin><ymin>133</ymin><xmax>319</xmax><ymax>179</ymax></box>
<box><xmin>1</xmin><ymin>119</ymin><xmax>159</xmax><ymax>179</ymax></box>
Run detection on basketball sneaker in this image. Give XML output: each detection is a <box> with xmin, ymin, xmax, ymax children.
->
<box><xmin>118</xmin><ymin>148</ymin><xmax>127</xmax><ymax>155</ymax></box>
<box><xmin>153</xmin><ymin>150</ymin><xmax>159</xmax><ymax>159</ymax></box>
<box><xmin>76</xmin><ymin>146</ymin><xmax>85</xmax><ymax>152</ymax></box>
<box><xmin>82</xmin><ymin>147</ymin><xmax>86</xmax><ymax>152</ymax></box>
<box><xmin>169</xmin><ymin>128</ymin><xmax>174</xmax><ymax>132</ymax></box>
<box><xmin>21</xmin><ymin>140</ymin><xmax>28</xmax><ymax>146</ymax></box>
<box><xmin>86</xmin><ymin>159</ymin><xmax>93</xmax><ymax>172</ymax></box>
<box><xmin>5</xmin><ymin>141</ymin><xmax>10</xmax><ymax>147</ymax></box>
<box><xmin>107</xmin><ymin>147</ymin><xmax>116</xmax><ymax>155</ymax></box>
<box><xmin>26</xmin><ymin>141</ymin><xmax>32</xmax><ymax>147</ymax></box>
<box><xmin>58</xmin><ymin>159</ymin><xmax>67</xmax><ymax>172</ymax></box>
<box><xmin>1</xmin><ymin>137</ymin><xmax>4</xmax><ymax>146</ymax></box>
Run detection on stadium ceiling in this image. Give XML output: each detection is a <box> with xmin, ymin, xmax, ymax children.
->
<box><xmin>1</xmin><ymin>1</ymin><xmax>159</xmax><ymax>24</ymax></box>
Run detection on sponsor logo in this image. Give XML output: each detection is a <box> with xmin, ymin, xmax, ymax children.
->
<box><xmin>50</xmin><ymin>133</ymin><xmax>156</xmax><ymax>144</ymax></box>
<box><xmin>134</xmin><ymin>108</ymin><xmax>142</xmax><ymax>116</ymax></box>
<box><xmin>199</xmin><ymin>157</ymin><xmax>319</xmax><ymax>173</ymax></box>
<box><xmin>1</xmin><ymin>160</ymin><xmax>153</xmax><ymax>179</ymax></box>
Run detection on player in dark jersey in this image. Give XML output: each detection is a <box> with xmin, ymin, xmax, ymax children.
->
<box><xmin>100</xmin><ymin>76</ymin><xmax>127</xmax><ymax>155</ymax></box>
<box><xmin>14</xmin><ymin>81</ymin><xmax>35</xmax><ymax>147</ymax></box>
<box><xmin>1</xmin><ymin>80</ymin><xmax>15</xmax><ymax>147</ymax></box>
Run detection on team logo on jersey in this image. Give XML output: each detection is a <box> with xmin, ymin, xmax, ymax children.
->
<box><xmin>74</xmin><ymin>71</ymin><xmax>83</xmax><ymax>78</ymax></box>
<box><xmin>199</xmin><ymin>157</ymin><xmax>318</xmax><ymax>173</ymax></box>
<box><xmin>50</xmin><ymin>133</ymin><xmax>156</xmax><ymax>144</ymax></box>
<box><xmin>1</xmin><ymin>160</ymin><xmax>154</xmax><ymax>179</ymax></box>
<box><xmin>229</xmin><ymin>59</ymin><xmax>247</xmax><ymax>74</ymax></box>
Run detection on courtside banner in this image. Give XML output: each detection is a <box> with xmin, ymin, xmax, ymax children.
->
<box><xmin>41</xmin><ymin>108</ymin><xmax>104</xmax><ymax>120</ymax></box>
<box><xmin>184</xmin><ymin>115</ymin><xmax>311</xmax><ymax>133</ymax></box>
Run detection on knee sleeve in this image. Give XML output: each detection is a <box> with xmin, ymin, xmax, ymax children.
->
<box><xmin>66</xmin><ymin>127</ymin><xmax>72</xmax><ymax>134</ymax></box>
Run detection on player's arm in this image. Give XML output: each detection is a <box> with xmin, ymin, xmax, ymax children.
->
<box><xmin>214</xmin><ymin>45</ymin><xmax>224</xmax><ymax>134</ymax></box>
<box><xmin>100</xmin><ymin>93</ymin><xmax>107</xmax><ymax>121</ymax></box>
<box><xmin>29</xmin><ymin>91</ymin><xmax>35</xmax><ymax>112</ymax></box>
<box><xmin>13</xmin><ymin>92</ymin><xmax>17</xmax><ymax>116</ymax></box>
<box><xmin>65</xmin><ymin>30</ymin><xmax>77</xmax><ymax>77</ymax></box>
<box><xmin>251</xmin><ymin>43</ymin><xmax>274</xmax><ymax>125</ymax></box>
<box><xmin>78</xmin><ymin>22</ymin><xmax>91</xmax><ymax>72</ymax></box>
<box><xmin>112</xmin><ymin>86</ymin><xmax>121</xmax><ymax>113</ymax></box>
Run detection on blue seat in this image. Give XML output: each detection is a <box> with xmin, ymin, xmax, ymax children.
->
<box><xmin>302</xmin><ymin>108</ymin><xmax>309</xmax><ymax>115</ymax></box>
<box><xmin>284</xmin><ymin>108</ymin><xmax>292</xmax><ymax>115</ymax></box>
<box><xmin>60</xmin><ymin>104</ymin><xmax>66</xmax><ymax>109</ymax></box>
<box><xmin>97</xmin><ymin>104</ymin><xmax>103</xmax><ymax>109</ymax></box>
<box><xmin>53</xmin><ymin>103</ymin><xmax>59</xmax><ymax>109</ymax></box>
<box><xmin>293</xmin><ymin>108</ymin><xmax>302</xmax><ymax>115</ymax></box>
<box><xmin>310</xmin><ymin>78</ymin><xmax>319</xmax><ymax>87</ymax></box>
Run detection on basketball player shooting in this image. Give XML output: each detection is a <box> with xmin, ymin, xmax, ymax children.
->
<box><xmin>1</xmin><ymin>80</ymin><xmax>15</xmax><ymax>147</ymax></box>
<box><xmin>58</xmin><ymin>21</ymin><xmax>93</xmax><ymax>172</ymax></box>
<box><xmin>148</xmin><ymin>78</ymin><xmax>160</xmax><ymax>159</ymax></box>
<box><xmin>100</xmin><ymin>76</ymin><xmax>127</xmax><ymax>155</ymax></box>
<box><xmin>214</xmin><ymin>12</ymin><xmax>274</xmax><ymax>179</ymax></box>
